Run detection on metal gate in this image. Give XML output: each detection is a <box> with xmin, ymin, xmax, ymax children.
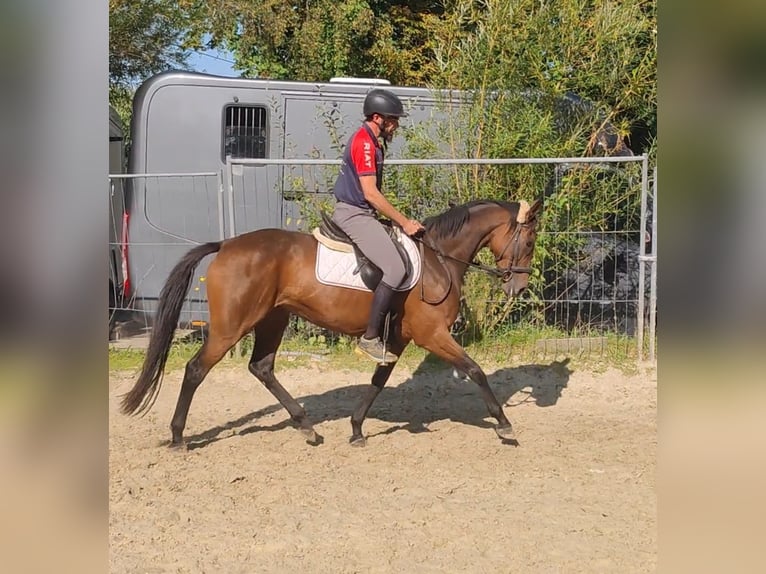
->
<box><xmin>110</xmin><ymin>156</ymin><xmax>656</xmax><ymax>363</ymax></box>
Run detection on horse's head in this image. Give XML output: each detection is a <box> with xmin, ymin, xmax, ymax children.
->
<box><xmin>488</xmin><ymin>199</ymin><xmax>543</xmax><ymax>298</ymax></box>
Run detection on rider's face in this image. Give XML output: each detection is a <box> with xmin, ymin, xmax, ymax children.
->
<box><xmin>378</xmin><ymin>115</ymin><xmax>400</xmax><ymax>142</ymax></box>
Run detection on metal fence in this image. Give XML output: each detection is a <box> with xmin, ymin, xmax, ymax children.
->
<box><xmin>109</xmin><ymin>156</ymin><xmax>656</xmax><ymax>362</ymax></box>
<box><xmin>108</xmin><ymin>172</ymin><xmax>223</xmax><ymax>337</ymax></box>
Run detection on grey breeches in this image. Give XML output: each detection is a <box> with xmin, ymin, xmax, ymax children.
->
<box><xmin>332</xmin><ymin>202</ymin><xmax>406</xmax><ymax>288</ymax></box>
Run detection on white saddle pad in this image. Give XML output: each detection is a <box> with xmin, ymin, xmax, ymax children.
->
<box><xmin>315</xmin><ymin>230</ymin><xmax>422</xmax><ymax>292</ymax></box>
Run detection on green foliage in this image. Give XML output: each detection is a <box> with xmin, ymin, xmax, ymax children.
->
<box><xmin>109</xmin><ymin>0</ymin><xmax>655</xmax><ymax>160</ymax></box>
<box><xmin>108</xmin><ymin>326</ymin><xmax>641</xmax><ymax>375</ymax></box>
<box><xmin>109</xmin><ymin>0</ymin><xmax>199</xmax><ymax>89</ymax></box>
<box><xmin>109</xmin><ymin>0</ymin><xmax>212</xmax><ymax>134</ymax></box>
<box><xmin>424</xmin><ymin>0</ymin><xmax>656</xmax><ymax>152</ymax></box>
<box><xmin>199</xmin><ymin>0</ymin><xmax>442</xmax><ymax>84</ymax></box>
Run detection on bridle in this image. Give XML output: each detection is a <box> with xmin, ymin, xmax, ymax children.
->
<box><xmin>413</xmin><ymin>215</ymin><xmax>535</xmax><ymax>304</ymax></box>
<box><xmin>491</xmin><ymin>220</ymin><xmax>534</xmax><ymax>281</ymax></box>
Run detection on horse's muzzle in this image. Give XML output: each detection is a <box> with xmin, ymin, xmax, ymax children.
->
<box><xmin>503</xmin><ymin>281</ymin><xmax>527</xmax><ymax>298</ymax></box>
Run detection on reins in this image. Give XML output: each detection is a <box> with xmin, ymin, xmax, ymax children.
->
<box><xmin>416</xmin><ymin>239</ymin><xmax>452</xmax><ymax>305</ymax></box>
<box><xmin>412</xmin><ymin>218</ymin><xmax>534</xmax><ymax>304</ymax></box>
<box><xmin>414</xmin><ymin>235</ymin><xmax>506</xmax><ymax>277</ymax></box>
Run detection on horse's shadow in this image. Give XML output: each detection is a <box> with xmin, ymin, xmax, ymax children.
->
<box><xmin>185</xmin><ymin>357</ymin><xmax>573</xmax><ymax>449</ymax></box>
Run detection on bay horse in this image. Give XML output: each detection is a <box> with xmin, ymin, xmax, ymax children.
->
<box><xmin>120</xmin><ymin>198</ymin><xmax>543</xmax><ymax>447</ymax></box>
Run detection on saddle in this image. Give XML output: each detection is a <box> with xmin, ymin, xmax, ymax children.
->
<box><xmin>312</xmin><ymin>211</ymin><xmax>413</xmax><ymax>291</ymax></box>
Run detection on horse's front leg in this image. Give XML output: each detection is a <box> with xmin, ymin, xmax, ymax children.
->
<box><xmin>349</xmin><ymin>342</ymin><xmax>407</xmax><ymax>446</ymax></box>
<box><xmin>417</xmin><ymin>328</ymin><xmax>515</xmax><ymax>441</ymax></box>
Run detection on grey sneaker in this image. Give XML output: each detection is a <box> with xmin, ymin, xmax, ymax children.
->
<box><xmin>355</xmin><ymin>336</ymin><xmax>398</xmax><ymax>364</ymax></box>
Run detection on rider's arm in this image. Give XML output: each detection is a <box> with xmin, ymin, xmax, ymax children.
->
<box><xmin>359</xmin><ymin>175</ymin><xmax>409</xmax><ymax>227</ymax></box>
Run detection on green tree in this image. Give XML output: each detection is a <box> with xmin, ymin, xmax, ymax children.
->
<box><xmin>110</xmin><ymin>0</ymin><xmax>655</xmax><ymax>155</ymax></box>
<box><xmin>110</xmin><ymin>0</ymin><xmax>190</xmax><ymax>88</ymax></box>
<box><xmin>109</xmin><ymin>0</ymin><xmax>209</xmax><ymax>127</ymax></box>
<box><xmin>197</xmin><ymin>0</ymin><xmax>442</xmax><ymax>85</ymax></box>
<box><xmin>423</xmin><ymin>0</ymin><xmax>656</xmax><ymax>154</ymax></box>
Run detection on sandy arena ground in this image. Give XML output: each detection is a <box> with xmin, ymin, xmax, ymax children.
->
<box><xmin>109</xmin><ymin>358</ymin><xmax>656</xmax><ymax>573</ymax></box>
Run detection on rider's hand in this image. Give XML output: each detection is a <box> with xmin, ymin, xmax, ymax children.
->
<box><xmin>402</xmin><ymin>219</ymin><xmax>425</xmax><ymax>237</ymax></box>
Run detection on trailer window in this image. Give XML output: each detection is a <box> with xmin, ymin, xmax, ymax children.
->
<box><xmin>224</xmin><ymin>105</ymin><xmax>267</xmax><ymax>159</ymax></box>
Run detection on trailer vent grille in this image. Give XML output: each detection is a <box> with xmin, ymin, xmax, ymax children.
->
<box><xmin>224</xmin><ymin>105</ymin><xmax>267</xmax><ymax>159</ymax></box>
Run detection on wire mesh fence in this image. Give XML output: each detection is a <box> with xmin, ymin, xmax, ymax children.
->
<box><xmin>108</xmin><ymin>172</ymin><xmax>222</xmax><ymax>340</ymax></box>
<box><xmin>109</xmin><ymin>156</ymin><xmax>656</xmax><ymax>362</ymax></box>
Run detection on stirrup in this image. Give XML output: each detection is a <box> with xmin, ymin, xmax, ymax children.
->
<box><xmin>355</xmin><ymin>336</ymin><xmax>398</xmax><ymax>364</ymax></box>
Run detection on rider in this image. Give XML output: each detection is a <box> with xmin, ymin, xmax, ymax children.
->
<box><xmin>331</xmin><ymin>88</ymin><xmax>425</xmax><ymax>364</ymax></box>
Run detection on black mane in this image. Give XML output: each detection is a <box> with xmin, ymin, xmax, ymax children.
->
<box><xmin>423</xmin><ymin>200</ymin><xmax>518</xmax><ymax>241</ymax></box>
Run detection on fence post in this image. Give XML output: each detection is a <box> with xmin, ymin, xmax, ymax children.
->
<box><xmin>225</xmin><ymin>155</ymin><xmax>235</xmax><ymax>241</ymax></box>
<box><xmin>217</xmin><ymin>170</ymin><xmax>226</xmax><ymax>242</ymax></box>
<box><xmin>649</xmin><ymin>167</ymin><xmax>658</xmax><ymax>363</ymax></box>
<box><xmin>225</xmin><ymin>156</ymin><xmax>244</xmax><ymax>358</ymax></box>
<box><xmin>637</xmin><ymin>157</ymin><xmax>647</xmax><ymax>362</ymax></box>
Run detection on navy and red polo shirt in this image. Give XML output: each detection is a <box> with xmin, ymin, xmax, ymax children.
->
<box><xmin>332</xmin><ymin>123</ymin><xmax>384</xmax><ymax>210</ymax></box>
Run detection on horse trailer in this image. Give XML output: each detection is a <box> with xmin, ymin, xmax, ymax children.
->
<box><xmin>121</xmin><ymin>71</ymin><xmax>467</xmax><ymax>324</ymax></box>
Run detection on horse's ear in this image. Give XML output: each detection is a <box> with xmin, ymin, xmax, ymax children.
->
<box><xmin>516</xmin><ymin>200</ymin><xmax>530</xmax><ymax>223</ymax></box>
<box><xmin>528</xmin><ymin>198</ymin><xmax>543</xmax><ymax>220</ymax></box>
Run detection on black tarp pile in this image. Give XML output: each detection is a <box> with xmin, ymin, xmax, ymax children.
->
<box><xmin>542</xmin><ymin>233</ymin><xmax>651</xmax><ymax>335</ymax></box>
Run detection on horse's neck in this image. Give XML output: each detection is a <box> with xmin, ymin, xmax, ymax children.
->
<box><xmin>458</xmin><ymin>215</ymin><xmax>497</xmax><ymax>259</ymax></box>
<box><xmin>437</xmin><ymin>220</ymin><xmax>495</xmax><ymax>279</ymax></box>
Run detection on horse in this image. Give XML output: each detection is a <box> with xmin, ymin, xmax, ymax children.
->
<box><xmin>120</xmin><ymin>198</ymin><xmax>543</xmax><ymax>447</ymax></box>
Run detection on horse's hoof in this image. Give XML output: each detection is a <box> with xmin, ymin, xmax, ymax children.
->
<box><xmin>168</xmin><ymin>440</ymin><xmax>187</xmax><ymax>451</ymax></box>
<box><xmin>349</xmin><ymin>435</ymin><xmax>367</xmax><ymax>448</ymax></box>
<box><xmin>300</xmin><ymin>427</ymin><xmax>319</xmax><ymax>444</ymax></box>
<box><xmin>495</xmin><ymin>424</ymin><xmax>515</xmax><ymax>440</ymax></box>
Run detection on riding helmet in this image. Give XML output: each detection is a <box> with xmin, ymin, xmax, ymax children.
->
<box><xmin>363</xmin><ymin>89</ymin><xmax>408</xmax><ymax>118</ymax></box>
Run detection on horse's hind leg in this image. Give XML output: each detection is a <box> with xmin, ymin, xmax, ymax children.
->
<box><xmin>418</xmin><ymin>329</ymin><xmax>515</xmax><ymax>441</ymax></box>
<box><xmin>170</xmin><ymin>331</ymin><xmax>240</xmax><ymax>447</ymax></box>
<box><xmin>248</xmin><ymin>309</ymin><xmax>320</xmax><ymax>445</ymax></box>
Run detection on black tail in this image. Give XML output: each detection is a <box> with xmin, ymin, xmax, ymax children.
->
<box><xmin>120</xmin><ymin>242</ymin><xmax>222</xmax><ymax>416</ymax></box>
